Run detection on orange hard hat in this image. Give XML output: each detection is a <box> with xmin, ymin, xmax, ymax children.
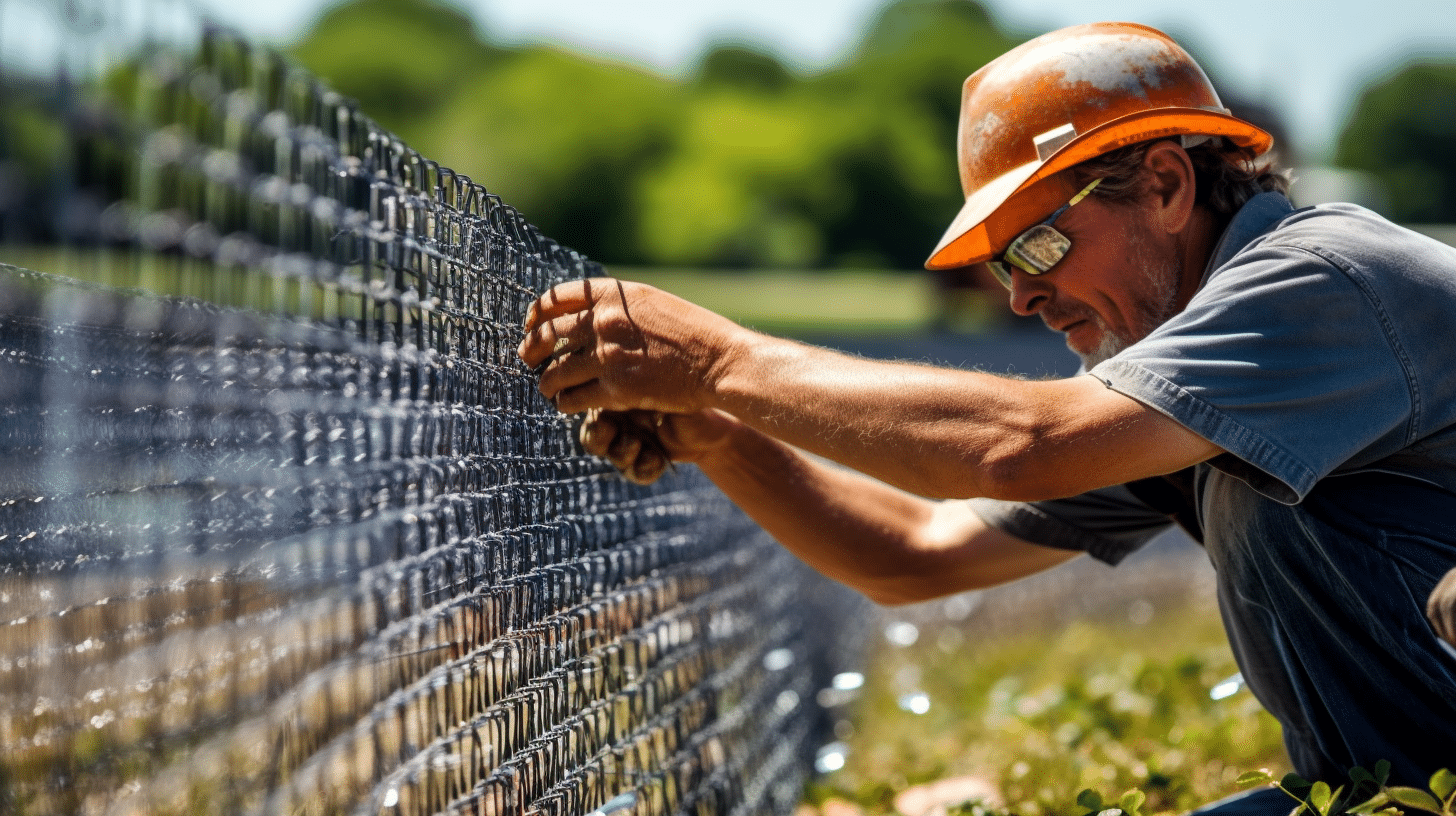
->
<box><xmin>924</xmin><ymin>22</ymin><xmax>1274</xmax><ymax>271</ymax></box>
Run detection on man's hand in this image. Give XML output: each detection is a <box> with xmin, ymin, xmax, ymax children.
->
<box><xmin>578</xmin><ymin>408</ymin><xmax>741</xmax><ymax>484</ymax></box>
<box><xmin>518</xmin><ymin>278</ymin><xmax>746</xmax><ymax>416</ymax></box>
<box><xmin>1427</xmin><ymin>566</ymin><xmax>1456</xmax><ymax>648</ymax></box>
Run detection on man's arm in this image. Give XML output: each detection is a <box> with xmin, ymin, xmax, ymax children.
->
<box><xmin>519</xmin><ymin>279</ymin><xmax>1221</xmax><ymax>502</ymax></box>
<box><xmin>583</xmin><ymin>408</ymin><xmax>1081</xmax><ymax>605</ymax></box>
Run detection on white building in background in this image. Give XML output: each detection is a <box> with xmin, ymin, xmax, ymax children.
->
<box><xmin>1291</xmin><ymin>166</ymin><xmax>1455</xmax><ymax>249</ymax></box>
<box><xmin>1290</xmin><ymin>166</ymin><xmax>1389</xmax><ymax>212</ymax></box>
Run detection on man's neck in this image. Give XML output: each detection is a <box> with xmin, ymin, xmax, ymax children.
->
<box><xmin>1176</xmin><ymin>205</ymin><xmax>1224</xmax><ymax>309</ymax></box>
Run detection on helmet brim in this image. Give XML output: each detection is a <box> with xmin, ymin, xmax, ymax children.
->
<box><xmin>925</xmin><ymin>108</ymin><xmax>1273</xmax><ymax>271</ymax></box>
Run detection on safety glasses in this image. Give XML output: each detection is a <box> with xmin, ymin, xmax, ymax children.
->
<box><xmin>986</xmin><ymin>177</ymin><xmax>1102</xmax><ymax>289</ymax></box>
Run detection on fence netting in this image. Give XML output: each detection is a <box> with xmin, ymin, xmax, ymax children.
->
<box><xmin>0</xmin><ymin>2</ymin><xmax>868</xmax><ymax>814</ymax></box>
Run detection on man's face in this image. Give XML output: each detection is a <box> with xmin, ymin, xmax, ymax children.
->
<box><xmin>990</xmin><ymin>187</ymin><xmax>1185</xmax><ymax>368</ymax></box>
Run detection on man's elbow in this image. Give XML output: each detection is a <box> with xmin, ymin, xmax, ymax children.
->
<box><xmin>857</xmin><ymin>567</ymin><xmax>989</xmax><ymax>607</ymax></box>
<box><xmin>862</xmin><ymin>583</ymin><xmax>940</xmax><ymax>607</ymax></box>
<box><xmin>908</xmin><ymin>440</ymin><xmax>1043</xmax><ymax>502</ymax></box>
<box><xmin>975</xmin><ymin>441</ymin><xmax>1063</xmax><ymax>503</ymax></box>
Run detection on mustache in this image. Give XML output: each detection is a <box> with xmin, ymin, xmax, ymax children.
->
<box><xmin>1039</xmin><ymin>299</ymin><xmax>1097</xmax><ymax>331</ymax></box>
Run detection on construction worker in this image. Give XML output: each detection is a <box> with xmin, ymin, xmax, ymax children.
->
<box><xmin>519</xmin><ymin>23</ymin><xmax>1456</xmax><ymax>808</ymax></box>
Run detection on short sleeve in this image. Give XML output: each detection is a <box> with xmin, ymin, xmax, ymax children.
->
<box><xmin>1090</xmin><ymin>241</ymin><xmax>1414</xmax><ymax>504</ymax></box>
<box><xmin>970</xmin><ymin>483</ymin><xmax>1174</xmax><ymax>566</ymax></box>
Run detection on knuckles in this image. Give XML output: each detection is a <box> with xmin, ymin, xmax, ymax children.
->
<box><xmin>576</xmin><ymin>407</ymin><xmax>675</xmax><ymax>486</ymax></box>
<box><xmin>524</xmin><ymin>278</ymin><xmax>697</xmax><ymax>417</ymax></box>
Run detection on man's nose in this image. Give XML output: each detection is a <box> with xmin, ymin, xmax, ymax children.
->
<box><xmin>1007</xmin><ymin>270</ymin><xmax>1052</xmax><ymax>317</ymax></box>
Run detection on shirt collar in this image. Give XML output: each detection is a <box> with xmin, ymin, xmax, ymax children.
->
<box><xmin>1204</xmin><ymin>191</ymin><xmax>1295</xmax><ymax>277</ymax></box>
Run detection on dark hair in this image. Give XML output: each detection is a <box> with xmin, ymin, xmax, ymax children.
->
<box><xmin>1071</xmin><ymin>138</ymin><xmax>1289</xmax><ymax>219</ymax></box>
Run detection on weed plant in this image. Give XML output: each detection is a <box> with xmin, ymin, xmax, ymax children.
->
<box><xmin>805</xmin><ymin>595</ymin><xmax>1288</xmax><ymax>815</ymax></box>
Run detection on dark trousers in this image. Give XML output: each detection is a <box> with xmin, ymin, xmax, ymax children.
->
<box><xmin>1197</xmin><ymin>469</ymin><xmax>1456</xmax><ymax>806</ymax></box>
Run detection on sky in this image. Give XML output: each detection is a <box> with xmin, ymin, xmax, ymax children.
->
<box><xmin>193</xmin><ymin>0</ymin><xmax>1456</xmax><ymax>164</ymax></box>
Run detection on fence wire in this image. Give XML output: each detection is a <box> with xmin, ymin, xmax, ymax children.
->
<box><xmin>0</xmin><ymin>2</ymin><xmax>868</xmax><ymax>814</ymax></box>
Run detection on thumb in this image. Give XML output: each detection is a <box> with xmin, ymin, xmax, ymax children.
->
<box><xmin>656</xmin><ymin>409</ymin><xmax>741</xmax><ymax>461</ymax></box>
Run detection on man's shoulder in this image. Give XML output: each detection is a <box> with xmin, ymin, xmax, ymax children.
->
<box><xmin>1241</xmin><ymin>201</ymin><xmax>1456</xmax><ymax>275</ymax></box>
<box><xmin>1199</xmin><ymin>199</ymin><xmax>1456</xmax><ymax>319</ymax></box>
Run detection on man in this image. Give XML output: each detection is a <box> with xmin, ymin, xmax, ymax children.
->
<box><xmin>517</xmin><ymin>23</ymin><xmax>1456</xmax><ymax>808</ymax></box>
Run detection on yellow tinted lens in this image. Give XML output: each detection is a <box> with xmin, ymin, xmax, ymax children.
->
<box><xmin>987</xmin><ymin>261</ymin><xmax>1013</xmax><ymax>289</ymax></box>
<box><xmin>1004</xmin><ymin>224</ymin><xmax>1072</xmax><ymax>274</ymax></box>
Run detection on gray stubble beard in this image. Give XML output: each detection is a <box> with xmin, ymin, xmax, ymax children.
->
<box><xmin>1074</xmin><ymin>257</ymin><xmax>1184</xmax><ymax>370</ymax></box>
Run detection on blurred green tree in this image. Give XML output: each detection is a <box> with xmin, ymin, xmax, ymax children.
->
<box><xmin>635</xmin><ymin>0</ymin><xmax>1020</xmax><ymax>268</ymax></box>
<box><xmin>633</xmin><ymin>87</ymin><xmax>853</xmax><ymax>267</ymax></box>
<box><xmin>801</xmin><ymin>0</ymin><xmax>1023</xmax><ymax>267</ymax></box>
<box><xmin>290</xmin><ymin>0</ymin><xmax>505</xmax><ymax>146</ymax></box>
<box><xmin>425</xmin><ymin>47</ymin><xmax>682</xmax><ymax>264</ymax></box>
<box><xmin>288</xmin><ymin>0</ymin><xmax>1025</xmax><ymax>268</ymax></box>
<box><xmin>695</xmin><ymin>44</ymin><xmax>794</xmax><ymax>95</ymax></box>
<box><xmin>839</xmin><ymin>0</ymin><xmax>1019</xmax><ymax>137</ymax></box>
<box><xmin>1337</xmin><ymin>60</ymin><xmax>1456</xmax><ymax>223</ymax></box>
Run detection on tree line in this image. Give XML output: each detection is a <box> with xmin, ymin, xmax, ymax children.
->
<box><xmin>286</xmin><ymin>0</ymin><xmax>1454</xmax><ymax>269</ymax></box>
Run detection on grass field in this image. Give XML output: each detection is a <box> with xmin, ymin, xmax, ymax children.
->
<box><xmin>803</xmin><ymin>550</ymin><xmax>1290</xmax><ymax>816</ymax></box>
<box><xmin>614</xmin><ymin>267</ymin><xmax>945</xmax><ymax>335</ymax></box>
<box><xmin>0</xmin><ymin>251</ymin><xmax>958</xmax><ymax>336</ymax></box>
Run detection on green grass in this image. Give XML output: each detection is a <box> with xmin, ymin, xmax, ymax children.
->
<box><xmin>806</xmin><ymin>596</ymin><xmax>1288</xmax><ymax>816</ymax></box>
<box><xmin>0</xmin><ymin>251</ymin><xmax>957</xmax><ymax>336</ymax></box>
<box><xmin>612</xmin><ymin>267</ymin><xmax>942</xmax><ymax>335</ymax></box>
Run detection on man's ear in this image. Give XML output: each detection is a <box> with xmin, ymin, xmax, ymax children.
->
<box><xmin>1140</xmin><ymin>140</ymin><xmax>1197</xmax><ymax>235</ymax></box>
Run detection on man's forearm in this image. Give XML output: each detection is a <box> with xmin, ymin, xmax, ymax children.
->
<box><xmin>693</xmin><ymin>421</ymin><xmax>931</xmax><ymax>602</ymax></box>
<box><xmin>706</xmin><ymin>331</ymin><xmax>1064</xmax><ymax>499</ymax></box>
<box><xmin>690</xmin><ymin>421</ymin><xmax>1077</xmax><ymax>604</ymax></box>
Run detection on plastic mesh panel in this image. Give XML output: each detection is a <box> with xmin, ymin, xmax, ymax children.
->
<box><xmin>0</xmin><ymin>3</ymin><xmax>866</xmax><ymax>815</ymax></box>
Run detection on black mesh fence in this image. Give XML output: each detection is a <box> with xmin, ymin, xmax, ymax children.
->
<box><xmin>0</xmin><ymin>2</ymin><xmax>868</xmax><ymax>814</ymax></box>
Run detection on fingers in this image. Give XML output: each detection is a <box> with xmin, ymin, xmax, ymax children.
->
<box><xmin>553</xmin><ymin>378</ymin><xmax>619</xmax><ymax>415</ymax></box>
<box><xmin>617</xmin><ymin>413</ymin><xmax>666</xmax><ymax>483</ymax></box>
<box><xmin>578</xmin><ymin>409</ymin><xmax>673</xmax><ymax>485</ymax></box>
<box><xmin>623</xmin><ymin>443</ymin><xmax>669</xmax><ymax>484</ymax></box>
<box><xmin>523</xmin><ymin>278</ymin><xmax>622</xmax><ymax>334</ymax></box>
<box><xmin>578</xmin><ymin>408</ymin><xmax>614</xmax><ymax>457</ymax></box>
<box><xmin>538</xmin><ymin>346</ymin><xmax>614</xmax><ymax>406</ymax></box>
<box><xmin>617</xmin><ymin>412</ymin><xmax>671</xmax><ymax>484</ymax></box>
<box><xmin>523</xmin><ymin>280</ymin><xmax>590</xmax><ymax>330</ymax></box>
<box><xmin>517</xmin><ymin>306</ymin><xmax>613</xmax><ymax>407</ymax></box>
<box><xmin>518</xmin><ymin>312</ymin><xmax>590</xmax><ymax>370</ymax></box>
<box><xmin>606</xmin><ymin>423</ymin><xmax>644</xmax><ymax>469</ymax></box>
<box><xmin>521</xmin><ymin>277</ymin><xmax>682</xmax><ymax>415</ymax></box>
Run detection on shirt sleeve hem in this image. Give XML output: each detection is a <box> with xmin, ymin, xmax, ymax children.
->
<box><xmin>968</xmin><ymin>498</ymin><xmax>1134</xmax><ymax>566</ymax></box>
<box><xmin>1089</xmin><ymin>363</ymin><xmax>1316</xmax><ymax>504</ymax></box>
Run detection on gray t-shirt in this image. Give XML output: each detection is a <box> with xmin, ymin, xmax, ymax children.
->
<box><xmin>973</xmin><ymin>192</ymin><xmax>1456</xmax><ymax>564</ymax></box>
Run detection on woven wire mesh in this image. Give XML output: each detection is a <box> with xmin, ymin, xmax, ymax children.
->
<box><xmin>0</xmin><ymin>2</ymin><xmax>869</xmax><ymax>814</ymax></box>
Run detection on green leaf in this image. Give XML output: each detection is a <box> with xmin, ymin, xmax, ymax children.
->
<box><xmin>1310</xmin><ymin>781</ymin><xmax>1333</xmax><ymax>816</ymax></box>
<box><xmin>1376</xmin><ymin>760</ymin><xmax>1392</xmax><ymax>786</ymax></box>
<box><xmin>1282</xmin><ymin>774</ymin><xmax>1315</xmax><ymax>798</ymax></box>
<box><xmin>1431</xmin><ymin>769</ymin><xmax>1456</xmax><ymax>801</ymax></box>
<box><xmin>1351</xmin><ymin>767</ymin><xmax>1378</xmax><ymax>787</ymax></box>
<box><xmin>1345</xmin><ymin>792</ymin><xmax>1392</xmax><ymax>816</ymax></box>
<box><xmin>1385</xmin><ymin>787</ymin><xmax>1443</xmax><ymax>814</ymax></box>
<box><xmin>1077</xmin><ymin>790</ymin><xmax>1103</xmax><ymax>812</ymax></box>
<box><xmin>1120</xmin><ymin>789</ymin><xmax>1146</xmax><ymax>816</ymax></box>
<box><xmin>1239</xmin><ymin>771</ymin><xmax>1276</xmax><ymax>787</ymax></box>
